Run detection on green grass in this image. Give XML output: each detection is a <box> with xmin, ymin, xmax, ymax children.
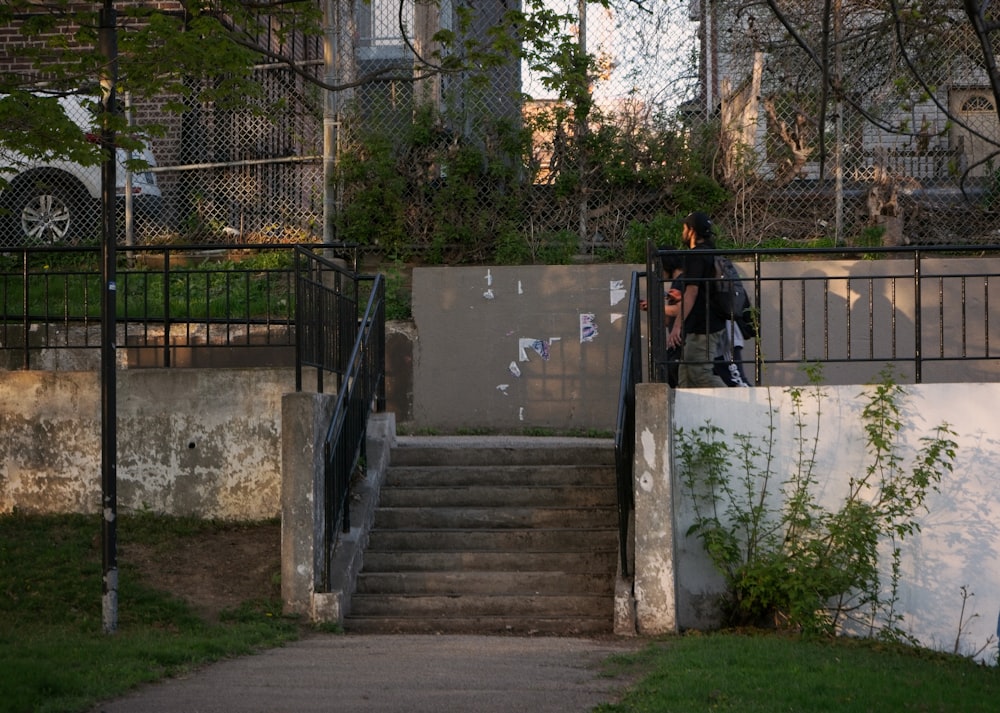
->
<box><xmin>0</xmin><ymin>251</ymin><xmax>295</xmax><ymax>322</ymax></box>
<box><xmin>596</xmin><ymin>631</ymin><xmax>1000</xmax><ymax>712</ymax></box>
<box><xmin>0</xmin><ymin>512</ymin><xmax>300</xmax><ymax>713</ymax></box>
<box><xmin>5</xmin><ymin>513</ymin><xmax>999</xmax><ymax>713</ymax></box>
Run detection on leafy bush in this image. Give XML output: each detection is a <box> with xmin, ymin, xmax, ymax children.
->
<box><xmin>333</xmin><ymin>99</ymin><xmax>713</xmax><ymax>264</ymax></box>
<box><xmin>676</xmin><ymin>367</ymin><xmax>957</xmax><ymax>636</ymax></box>
<box><xmin>624</xmin><ymin>213</ymin><xmax>683</xmax><ymax>263</ymax></box>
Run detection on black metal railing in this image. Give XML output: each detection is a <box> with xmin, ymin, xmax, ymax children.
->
<box><xmin>615</xmin><ymin>242</ymin><xmax>1000</xmax><ymax>583</ymax></box>
<box><xmin>0</xmin><ymin>242</ymin><xmax>357</xmax><ymax>370</ymax></box>
<box><xmin>613</xmin><ymin>270</ymin><xmax>643</xmax><ymax>579</ymax></box>
<box><xmin>315</xmin><ymin>269</ymin><xmax>386</xmax><ymax>591</ymax></box>
<box><xmin>293</xmin><ymin>245</ymin><xmax>367</xmax><ymax>393</ymax></box>
<box><xmin>645</xmin><ymin>243</ymin><xmax>1000</xmax><ymax>385</ymax></box>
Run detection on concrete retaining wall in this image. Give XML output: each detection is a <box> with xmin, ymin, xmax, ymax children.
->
<box><xmin>406</xmin><ymin>258</ymin><xmax>1000</xmax><ymax>432</ymax></box>
<box><xmin>632</xmin><ymin>381</ymin><xmax>1000</xmax><ymax>663</ymax></box>
<box><xmin>410</xmin><ymin>264</ymin><xmax>637</xmax><ymax>432</ymax></box>
<box><xmin>0</xmin><ymin>368</ymin><xmax>295</xmax><ymax>519</ymax></box>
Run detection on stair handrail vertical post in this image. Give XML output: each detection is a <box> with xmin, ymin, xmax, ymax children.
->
<box><xmin>914</xmin><ymin>249</ymin><xmax>923</xmax><ymax>383</ymax></box>
<box><xmin>614</xmin><ymin>270</ymin><xmax>643</xmax><ymax>579</ymax></box>
<box><xmin>20</xmin><ymin>248</ymin><xmax>29</xmax><ymax>370</ymax></box>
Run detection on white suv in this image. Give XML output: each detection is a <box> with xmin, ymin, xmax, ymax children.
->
<box><xmin>0</xmin><ymin>93</ymin><xmax>162</xmax><ymax>247</ymax></box>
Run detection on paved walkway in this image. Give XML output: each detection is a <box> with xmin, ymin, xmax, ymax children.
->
<box><xmin>89</xmin><ymin>634</ymin><xmax>644</xmax><ymax>713</ymax></box>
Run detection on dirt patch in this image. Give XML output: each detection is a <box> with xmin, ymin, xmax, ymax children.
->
<box><xmin>123</xmin><ymin>521</ymin><xmax>281</xmax><ymax>622</ymax></box>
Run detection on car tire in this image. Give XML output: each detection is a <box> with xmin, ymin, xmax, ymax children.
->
<box><xmin>9</xmin><ymin>174</ymin><xmax>95</xmax><ymax>246</ymax></box>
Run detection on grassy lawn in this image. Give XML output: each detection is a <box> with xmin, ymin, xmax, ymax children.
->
<box><xmin>0</xmin><ymin>250</ymin><xmax>296</xmax><ymax>322</ymax></box>
<box><xmin>3</xmin><ymin>512</ymin><xmax>998</xmax><ymax>713</ymax></box>
<box><xmin>0</xmin><ymin>512</ymin><xmax>300</xmax><ymax>713</ymax></box>
<box><xmin>597</xmin><ymin>630</ymin><xmax>1000</xmax><ymax>712</ymax></box>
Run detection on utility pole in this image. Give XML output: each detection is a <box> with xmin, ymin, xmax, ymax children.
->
<box><xmin>99</xmin><ymin>0</ymin><xmax>119</xmax><ymax>635</ymax></box>
<box><xmin>322</xmin><ymin>0</ymin><xmax>356</xmax><ymax>244</ymax></box>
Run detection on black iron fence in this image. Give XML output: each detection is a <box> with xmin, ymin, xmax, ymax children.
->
<box><xmin>646</xmin><ymin>243</ymin><xmax>1000</xmax><ymax>387</ymax></box>
<box><xmin>0</xmin><ymin>242</ymin><xmax>358</xmax><ymax>370</ymax></box>
<box><xmin>291</xmin><ymin>246</ymin><xmax>386</xmax><ymax>589</ymax></box>
<box><xmin>294</xmin><ymin>245</ymin><xmax>363</xmax><ymax>394</ymax></box>
<box><xmin>315</xmin><ymin>265</ymin><xmax>386</xmax><ymax>590</ymax></box>
<box><xmin>1</xmin><ymin>241</ymin><xmax>385</xmax><ymax>588</ymax></box>
<box><xmin>613</xmin><ymin>270</ymin><xmax>643</xmax><ymax>579</ymax></box>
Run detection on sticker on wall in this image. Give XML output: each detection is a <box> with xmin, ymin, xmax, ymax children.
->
<box><xmin>509</xmin><ymin>361</ymin><xmax>522</xmax><ymax>377</ymax></box>
<box><xmin>497</xmin><ymin>384</ymin><xmax>509</xmax><ymax>396</ymax></box>
<box><xmin>518</xmin><ymin>280</ymin><xmax>524</xmax><ymax>295</ymax></box>
<box><xmin>610</xmin><ymin>279</ymin><xmax>626</xmax><ymax>306</ymax></box>
<box><xmin>580</xmin><ymin>313</ymin><xmax>598</xmax><ymax>343</ymax></box>
<box><xmin>517</xmin><ymin>337</ymin><xmax>559</xmax><ymax>361</ymax></box>
<box><xmin>483</xmin><ymin>269</ymin><xmax>495</xmax><ymax>299</ymax></box>
<box><xmin>610</xmin><ymin>312</ymin><xmax>623</xmax><ymax>323</ymax></box>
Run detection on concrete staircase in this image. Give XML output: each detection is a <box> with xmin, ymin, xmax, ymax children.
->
<box><xmin>343</xmin><ymin>437</ymin><xmax>619</xmax><ymax>635</ymax></box>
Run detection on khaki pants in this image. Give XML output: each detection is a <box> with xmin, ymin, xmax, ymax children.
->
<box><xmin>679</xmin><ymin>330</ymin><xmax>727</xmax><ymax>388</ymax></box>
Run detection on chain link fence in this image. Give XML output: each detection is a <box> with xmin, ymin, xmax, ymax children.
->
<box><xmin>0</xmin><ymin>92</ymin><xmax>162</xmax><ymax>249</ymax></box>
<box><xmin>3</xmin><ymin>2</ymin><xmax>999</xmax><ymax>254</ymax></box>
<box><xmin>137</xmin><ymin>26</ymin><xmax>327</xmax><ymax>245</ymax></box>
<box><xmin>705</xmin><ymin>0</ymin><xmax>1000</xmax><ymax>246</ymax></box>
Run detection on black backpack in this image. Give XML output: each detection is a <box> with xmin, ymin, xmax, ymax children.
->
<box><xmin>711</xmin><ymin>256</ymin><xmax>756</xmax><ymax>338</ymax></box>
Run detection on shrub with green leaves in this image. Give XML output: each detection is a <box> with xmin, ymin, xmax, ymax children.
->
<box><xmin>676</xmin><ymin>367</ymin><xmax>957</xmax><ymax>637</ymax></box>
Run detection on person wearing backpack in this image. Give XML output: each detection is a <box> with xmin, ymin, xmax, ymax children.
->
<box><xmin>641</xmin><ymin>252</ymin><xmax>685</xmax><ymax>386</ymax></box>
<box><xmin>667</xmin><ymin>211</ymin><xmax>728</xmax><ymax>387</ymax></box>
<box><xmin>714</xmin><ymin>320</ymin><xmax>752</xmax><ymax>386</ymax></box>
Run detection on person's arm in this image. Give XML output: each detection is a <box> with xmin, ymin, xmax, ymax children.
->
<box><xmin>667</xmin><ymin>283</ymin><xmax>699</xmax><ymax>348</ymax></box>
<box><xmin>664</xmin><ymin>287</ymin><xmax>682</xmax><ymax>318</ymax></box>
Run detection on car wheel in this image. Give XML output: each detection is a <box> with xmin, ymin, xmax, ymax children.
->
<box><xmin>11</xmin><ymin>176</ymin><xmax>92</xmax><ymax>246</ymax></box>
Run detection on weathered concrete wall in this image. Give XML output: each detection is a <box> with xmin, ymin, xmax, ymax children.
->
<box><xmin>633</xmin><ymin>381</ymin><xmax>1000</xmax><ymax>663</ymax></box>
<box><xmin>281</xmin><ymin>398</ymin><xmax>395</xmax><ymax>623</ymax></box>
<box><xmin>0</xmin><ymin>368</ymin><xmax>295</xmax><ymax>519</ymax></box>
<box><xmin>630</xmin><ymin>384</ymin><xmax>677</xmax><ymax>636</ymax></box>
<box><xmin>411</xmin><ymin>264</ymin><xmax>637</xmax><ymax>432</ymax></box>
<box><xmin>281</xmin><ymin>390</ymin><xmax>335</xmax><ymax>618</ymax></box>
<box><xmin>408</xmin><ymin>258</ymin><xmax>1000</xmax><ymax>432</ymax></box>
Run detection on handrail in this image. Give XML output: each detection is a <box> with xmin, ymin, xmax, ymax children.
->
<box><xmin>293</xmin><ymin>245</ymin><xmax>364</xmax><ymax>393</ymax></box>
<box><xmin>646</xmin><ymin>243</ymin><xmax>1000</xmax><ymax>385</ymax></box>
<box><xmin>291</xmin><ymin>245</ymin><xmax>385</xmax><ymax>592</ymax></box>
<box><xmin>317</xmin><ymin>272</ymin><xmax>386</xmax><ymax>591</ymax></box>
<box><xmin>0</xmin><ymin>242</ymin><xmax>358</xmax><ymax>370</ymax></box>
<box><xmin>613</xmin><ymin>270</ymin><xmax>643</xmax><ymax>579</ymax></box>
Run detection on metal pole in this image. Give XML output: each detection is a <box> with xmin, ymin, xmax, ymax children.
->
<box><xmin>833</xmin><ymin>0</ymin><xmax>843</xmax><ymax>244</ymax></box>
<box><xmin>99</xmin><ymin>0</ymin><xmax>119</xmax><ymax>635</ymax></box>
<box><xmin>123</xmin><ymin>91</ymin><xmax>134</xmax><ymax>249</ymax></box>
<box><xmin>322</xmin><ymin>0</ymin><xmax>336</xmax><ymax>244</ymax></box>
<box><xmin>577</xmin><ymin>0</ymin><xmax>588</xmax><ymax>251</ymax></box>
<box><xmin>322</xmin><ymin>0</ymin><xmax>356</xmax><ymax>245</ymax></box>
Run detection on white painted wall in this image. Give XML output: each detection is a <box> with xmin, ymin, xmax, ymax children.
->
<box><xmin>663</xmin><ymin>383</ymin><xmax>1000</xmax><ymax>663</ymax></box>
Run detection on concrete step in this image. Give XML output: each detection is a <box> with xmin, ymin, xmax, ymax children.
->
<box><xmin>366</xmin><ymin>527</ymin><xmax>617</xmax><ymax>552</ymax></box>
<box><xmin>373</xmin><ymin>506</ymin><xmax>616</xmax><ymax>530</ymax></box>
<box><xmin>378</xmin><ymin>485</ymin><xmax>616</xmax><ymax>508</ymax></box>
<box><xmin>342</xmin><ymin>615</ymin><xmax>613</xmax><ymax>636</ymax></box>
<box><xmin>343</xmin><ymin>438</ymin><xmax>620</xmax><ymax>636</ymax></box>
<box><xmin>389</xmin><ymin>437</ymin><xmax>614</xmax><ymax>468</ymax></box>
<box><xmin>361</xmin><ymin>550</ymin><xmax>617</xmax><ymax>572</ymax></box>
<box><xmin>349</xmin><ymin>593</ymin><xmax>610</xmax><ymax>618</ymax></box>
<box><xmin>385</xmin><ymin>464</ymin><xmax>616</xmax><ymax>487</ymax></box>
<box><xmin>355</xmin><ymin>571</ymin><xmax>614</xmax><ymax>595</ymax></box>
